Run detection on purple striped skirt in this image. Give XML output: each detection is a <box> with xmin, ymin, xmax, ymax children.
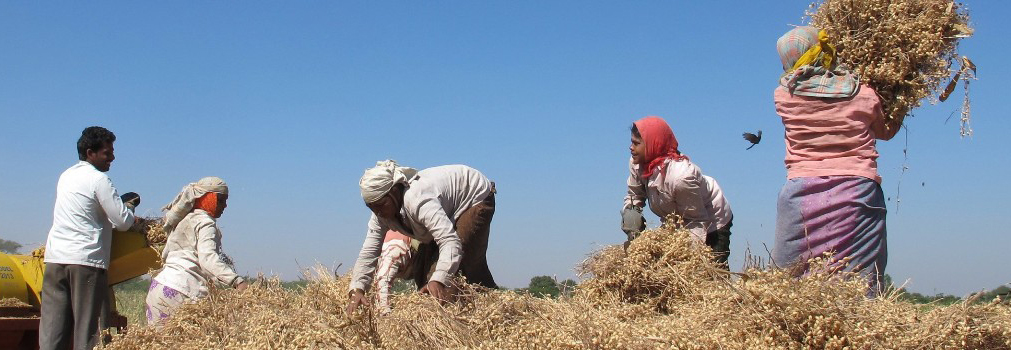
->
<box><xmin>773</xmin><ymin>175</ymin><xmax>888</xmax><ymax>296</ymax></box>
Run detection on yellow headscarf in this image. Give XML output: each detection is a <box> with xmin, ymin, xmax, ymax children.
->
<box><xmin>790</xmin><ymin>30</ymin><xmax>836</xmax><ymax>71</ymax></box>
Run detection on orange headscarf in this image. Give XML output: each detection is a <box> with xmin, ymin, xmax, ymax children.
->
<box><xmin>194</xmin><ymin>192</ymin><xmax>220</xmax><ymax>217</ymax></box>
<box><xmin>634</xmin><ymin>116</ymin><xmax>688</xmax><ymax>180</ymax></box>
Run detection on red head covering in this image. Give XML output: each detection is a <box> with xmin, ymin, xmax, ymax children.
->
<box><xmin>194</xmin><ymin>192</ymin><xmax>220</xmax><ymax>217</ymax></box>
<box><xmin>634</xmin><ymin>116</ymin><xmax>688</xmax><ymax>179</ymax></box>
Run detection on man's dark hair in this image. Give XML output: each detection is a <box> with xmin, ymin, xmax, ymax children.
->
<box><xmin>77</xmin><ymin>126</ymin><xmax>116</xmax><ymax>160</ymax></box>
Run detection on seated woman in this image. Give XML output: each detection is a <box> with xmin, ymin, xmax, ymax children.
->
<box><xmin>145</xmin><ymin>177</ymin><xmax>247</xmax><ymax>324</ymax></box>
<box><xmin>621</xmin><ymin>116</ymin><xmax>734</xmax><ymax>266</ymax></box>
<box><xmin>772</xmin><ymin>27</ymin><xmax>904</xmax><ymax>296</ymax></box>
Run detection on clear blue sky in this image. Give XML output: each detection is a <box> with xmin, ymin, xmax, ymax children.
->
<box><xmin>1</xmin><ymin>1</ymin><xmax>1007</xmax><ymax>296</ymax></box>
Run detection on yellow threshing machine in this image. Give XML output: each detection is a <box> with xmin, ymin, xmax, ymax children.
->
<box><xmin>0</xmin><ymin>230</ymin><xmax>160</xmax><ymax>349</ymax></box>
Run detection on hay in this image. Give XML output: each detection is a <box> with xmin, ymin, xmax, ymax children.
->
<box><xmin>141</xmin><ymin>218</ymin><xmax>167</xmax><ymax>246</ymax></box>
<box><xmin>104</xmin><ymin>223</ymin><xmax>1011</xmax><ymax>349</ymax></box>
<box><xmin>805</xmin><ymin>0</ymin><xmax>974</xmax><ymax>130</ymax></box>
<box><xmin>0</xmin><ymin>298</ymin><xmax>31</xmax><ymax>308</ymax></box>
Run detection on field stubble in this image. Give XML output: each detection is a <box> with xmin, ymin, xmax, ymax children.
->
<box><xmin>103</xmin><ymin>221</ymin><xmax>1011</xmax><ymax>349</ymax></box>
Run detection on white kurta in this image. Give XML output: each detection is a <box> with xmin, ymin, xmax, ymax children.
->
<box><xmin>45</xmin><ymin>161</ymin><xmax>136</xmax><ymax>269</ymax></box>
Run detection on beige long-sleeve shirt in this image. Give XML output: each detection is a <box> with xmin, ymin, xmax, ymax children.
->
<box><xmin>350</xmin><ymin>165</ymin><xmax>492</xmax><ymax>292</ymax></box>
<box><xmin>623</xmin><ymin>157</ymin><xmax>733</xmax><ymax>241</ymax></box>
<box><xmin>153</xmin><ymin>209</ymin><xmax>243</xmax><ymax>299</ymax></box>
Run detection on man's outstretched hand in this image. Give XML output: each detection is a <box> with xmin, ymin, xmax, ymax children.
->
<box><xmin>420</xmin><ymin>280</ymin><xmax>454</xmax><ymax>304</ymax></box>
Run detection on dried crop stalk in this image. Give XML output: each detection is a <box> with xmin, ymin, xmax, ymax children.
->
<box><xmin>806</xmin><ymin>0</ymin><xmax>974</xmax><ymax>133</ymax></box>
<box><xmin>104</xmin><ymin>222</ymin><xmax>1011</xmax><ymax>349</ymax></box>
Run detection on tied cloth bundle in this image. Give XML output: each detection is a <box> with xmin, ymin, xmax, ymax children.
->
<box><xmin>359</xmin><ymin>160</ymin><xmax>418</xmax><ymax>203</ymax></box>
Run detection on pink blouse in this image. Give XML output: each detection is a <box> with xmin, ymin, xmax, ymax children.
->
<box><xmin>774</xmin><ymin>84</ymin><xmax>898</xmax><ymax>184</ymax></box>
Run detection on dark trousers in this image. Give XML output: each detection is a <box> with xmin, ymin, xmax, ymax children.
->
<box><xmin>39</xmin><ymin>263</ymin><xmax>108</xmax><ymax>350</ymax></box>
<box><xmin>705</xmin><ymin>220</ymin><xmax>732</xmax><ymax>269</ymax></box>
<box><xmin>414</xmin><ymin>191</ymin><xmax>498</xmax><ymax>289</ymax></box>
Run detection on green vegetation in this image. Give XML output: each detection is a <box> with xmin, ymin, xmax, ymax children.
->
<box><xmin>112</xmin><ymin>276</ymin><xmax>151</xmax><ymax>327</ymax></box>
<box><xmin>0</xmin><ymin>238</ymin><xmax>23</xmax><ymax>254</ymax></box>
<box><xmin>885</xmin><ymin>274</ymin><xmax>1008</xmax><ymax>305</ymax></box>
<box><xmin>515</xmin><ymin>275</ymin><xmax>577</xmax><ymax>299</ymax></box>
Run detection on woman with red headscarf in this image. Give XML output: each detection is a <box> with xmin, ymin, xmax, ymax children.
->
<box><xmin>621</xmin><ymin>116</ymin><xmax>734</xmax><ymax>266</ymax></box>
<box><xmin>146</xmin><ymin>177</ymin><xmax>247</xmax><ymax>325</ymax></box>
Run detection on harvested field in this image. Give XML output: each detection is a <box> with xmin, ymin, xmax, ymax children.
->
<box><xmin>806</xmin><ymin>0</ymin><xmax>974</xmax><ymax>132</ymax></box>
<box><xmin>104</xmin><ymin>223</ymin><xmax>1011</xmax><ymax>349</ymax></box>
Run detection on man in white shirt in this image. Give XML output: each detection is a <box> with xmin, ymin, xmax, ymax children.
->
<box><xmin>40</xmin><ymin>126</ymin><xmax>138</xmax><ymax>350</ymax></box>
<box><xmin>347</xmin><ymin>160</ymin><xmax>497</xmax><ymax>313</ymax></box>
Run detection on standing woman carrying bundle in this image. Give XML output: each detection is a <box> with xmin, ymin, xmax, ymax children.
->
<box><xmin>146</xmin><ymin>177</ymin><xmax>247</xmax><ymax>324</ymax></box>
<box><xmin>772</xmin><ymin>27</ymin><xmax>905</xmax><ymax>296</ymax></box>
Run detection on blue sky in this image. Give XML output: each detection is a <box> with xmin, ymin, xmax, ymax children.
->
<box><xmin>1</xmin><ymin>1</ymin><xmax>1007</xmax><ymax>296</ymax></box>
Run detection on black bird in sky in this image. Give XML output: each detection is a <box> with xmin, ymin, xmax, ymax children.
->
<box><xmin>743</xmin><ymin>130</ymin><xmax>762</xmax><ymax>150</ymax></box>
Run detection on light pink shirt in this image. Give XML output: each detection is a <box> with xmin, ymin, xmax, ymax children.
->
<box><xmin>774</xmin><ymin>84</ymin><xmax>898</xmax><ymax>183</ymax></box>
<box><xmin>624</xmin><ymin>157</ymin><xmax>733</xmax><ymax>241</ymax></box>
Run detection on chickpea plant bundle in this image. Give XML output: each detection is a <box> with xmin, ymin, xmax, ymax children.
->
<box><xmin>806</xmin><ymin>0</ymin><xmax>975</xmax><ymax>135</ymax></box>
<box><xmin>141</xmin><ymin>218</ymin><xmax>167</xmax><ymax>247</ymax></box>
<box><xmin>103</xmin><ymin>223</ymin><xmax>1011</xmax><ymax>349</ymax></box>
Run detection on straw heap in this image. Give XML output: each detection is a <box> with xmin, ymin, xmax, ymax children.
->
<box><xmin>104</xmin><ymin>222</ymin><xmax>1011</xmax><ymax>349</ymax></box>
<box><xmin>0</xmin><ymin>298</ymin><xmax>31</xmax><ymax>308</ymax></box>
<box><xmin>806</xmin><ymin>0</ymin><xmax>974</xmax><ymax>131</ymax></box>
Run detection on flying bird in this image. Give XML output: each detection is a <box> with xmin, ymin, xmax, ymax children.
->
<box><xmin>742</xmin><ymin>130</ymin><xmax>762</xmax><ymax>150</ymax></box>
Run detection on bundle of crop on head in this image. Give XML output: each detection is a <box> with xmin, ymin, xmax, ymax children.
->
<box><xmin>806</xmin><ymin>0</ymin><xmax>975</xmax><ymax>136</ymax></box>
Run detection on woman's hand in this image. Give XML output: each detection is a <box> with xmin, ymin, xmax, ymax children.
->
<box><xmin>346</xmin><ymin>289</ymin><xmax>369</xmax><ymax>314</ymax></box>
<box><xmin>234</xmin><ymin>281</ymin><xmax>248</xmax><ymax>291</ymax></box>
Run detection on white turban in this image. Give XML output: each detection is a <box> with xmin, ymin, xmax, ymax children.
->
<box><xmin>359</xmin><ymin>160</ymin><xmax>418</xmax><ymax>203</ymax></box>
<box><xmin>162</xmin><ymin>177</ymin><xmax>229</xmax><ymax>233</ymax></box>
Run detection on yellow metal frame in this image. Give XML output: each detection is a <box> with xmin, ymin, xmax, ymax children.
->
<box><xmin>0</xmin><ymin>230</ymin><xmax>161</xmax><ymax>306</ymax></box>
<box><xmin>107</xmin><ymin>230</ymin><xmax>161</xmax><ymax>285</ymax></box>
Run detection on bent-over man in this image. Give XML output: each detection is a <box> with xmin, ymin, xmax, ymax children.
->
<box><xmin>347</xmin><ymin>160</ymin><xmax>496</xmax><ymax>313</ymax></box>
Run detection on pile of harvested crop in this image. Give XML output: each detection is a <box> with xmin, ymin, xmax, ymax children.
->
<box><xmin>0</xmin><ymin>298</ymin><xmax>31</xmax><ymax>308</ymax></box>
<box><xmin>575</xmin><ymin>219</ymin><xmax>725</xmax><ymax>313</ymax></box>
<box><xmin>104</xmin><ymin>223</ymin><xmax>1011</xmax><ymax>349</ymax></box>
<box><xmin>806</xmin><ymin>0</ymin><xmax>974</xmax><ymax>132</ymax></box>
